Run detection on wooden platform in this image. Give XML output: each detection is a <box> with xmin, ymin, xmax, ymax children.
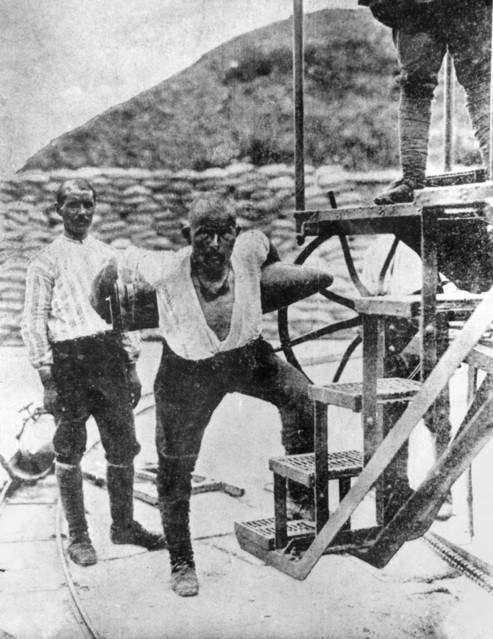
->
<box><xmin>269</xmin><ymin>450</ymin><xmax>362</xmax><ymax>487</ymax></box>
<box><xmin>465</xmin><ymin>343</ymin><xmax>493</xmax><ymax>374</ymax></box>
<box><xmin>235</xmin><ymin>517</ymin><xmax>381</xmax><ymax>555</ymax></box>
<box><xmin>308</xmin><ymin>378</ymin><xmax>421</xmax><ymax>411</ymax></box>
<box><xmin>354</xmin><ymin>293</ymin><xmax>485</xmax><ymax>319</ymax></box>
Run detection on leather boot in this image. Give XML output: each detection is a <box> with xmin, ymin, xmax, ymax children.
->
<box><xmin>170</xmin><ymin>560</ymin><xmax>199</xmax><ymax>597</ymax></box>
<box><xmin>374</xmin><ymin>179</ymin><xmax>416</xmax><ymax>205</ymax></box>
<box><xmin>55</xmin><ymin>462</ymin><xmax>97</xmax><ymax>566</ymax></box>
<box><xmin>157</xmin><ymin>455</ymin><xmax>199</xmax><ymax>597</ymax></box>
<box><xmin>107</xmin><ymin>463</ymin><xmax>166</xmax><ymax>550</ymax></box>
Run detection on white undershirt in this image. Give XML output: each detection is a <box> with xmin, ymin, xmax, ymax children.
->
<box><xmin>128</xmin><ymin>230</ymin><xmax>270</xmax><ymax>359</ymax></box>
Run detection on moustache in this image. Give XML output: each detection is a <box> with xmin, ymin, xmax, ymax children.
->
<box><xmin>205</xmin><ymin>250</ymin><xmax>225</xmax><ymax>261</ymax></box>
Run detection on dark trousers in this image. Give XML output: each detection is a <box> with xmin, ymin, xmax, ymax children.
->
<box><xmin>393</xmin><ymin>2</ymin><xmax>491</xmax><ymax>185</ymax></box>
<box><xmin>52</xmin><ymin>333</ymin><xmax>140</xmax><ymax>465</ymax></box>
<box><xmin>154</xmin><ymin>337</ymin><xmax>314</xmax><ymax>565</ymax></box>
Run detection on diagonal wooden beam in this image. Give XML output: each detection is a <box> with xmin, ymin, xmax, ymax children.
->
<box><xmin>266</xmin><ymin>285</ymin><xmax>493</xmax><ymax>580</ymax></box>
<box><xmin>355</xmin><ymin>397</ymin><xmax>493</xmax><ymax>568</ymax></box>
<box><xmin>357</xmin><ymin>390</ymin><xmax>493</xmax><ymax>568</ymax></box>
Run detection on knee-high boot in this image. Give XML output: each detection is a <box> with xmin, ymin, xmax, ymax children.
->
<box><xmin>55</xmin><ymin>461</ymin><xmax>97</xmax><ymax>566</ymax></box>
<box><xmin>107</xmin><ymin>463</ymin><xmax>166</xmax><ymax>550</ymax></box>
<box><xmin>157</xmin><ymin>454</ymin><xmax>199</xmax><ymax>596</ymax></box>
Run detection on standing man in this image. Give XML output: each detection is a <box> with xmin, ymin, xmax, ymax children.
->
<box><xmin>21</xmin><ymin>178</ymin><xmax>165</xmax><ymax>567</ymax></box>
<box><xmin>359</xmin><ymin>0</ymin><xmax>491</xmax><ymax>203</ymax></box>
<box><xmin>96</xmin><ymin>195</ymin><xmax>316</xmax><ymax>597</ymax></box>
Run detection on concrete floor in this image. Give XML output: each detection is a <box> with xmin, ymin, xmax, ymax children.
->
<box><xmin>1</xmin><ymin>342</ymin><xmax>493</xmax><ymax>638</ymax></box>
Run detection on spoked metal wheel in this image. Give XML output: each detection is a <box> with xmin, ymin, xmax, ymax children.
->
<box><xmin>277</xmin><ymin>234</ymin><xmax>399</xmax><ymax>384</ymax></box>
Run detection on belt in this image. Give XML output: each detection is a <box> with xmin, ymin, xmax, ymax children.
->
<box><xmin>53</xmin><ymin>331</ymin><xmax>118</xmax><ymax>349</ymax></box>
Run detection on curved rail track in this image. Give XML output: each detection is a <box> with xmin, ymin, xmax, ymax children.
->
<box><xmin>0</xmin><ymin>393</ymin><xmax>157</xmax><ymax>639</ymax></box>
<box><xmin>1</xmin><ymin>390</ymin><xmax>492</xmax><ymax>639</ymax></box>
<box><xmin>54</xmin><ymin>500</ymin><xmax>102</xmax><ymax>639</ymax></box>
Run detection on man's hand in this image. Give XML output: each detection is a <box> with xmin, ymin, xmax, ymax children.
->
<box><xmin>39</xmin><ymin>367</ymin><xmax>58</xmax><ymax>414</ymax></box>
<box><xmin>126</xmin><ymin>363</ymin><xmax>142</xmax><ymax>408</ymax></box>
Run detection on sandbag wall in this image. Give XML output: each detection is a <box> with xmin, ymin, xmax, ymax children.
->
<box><xmin>0</xmin><ymin>164</ymin><xmax>395</xmax><ymax>346</ymax></box>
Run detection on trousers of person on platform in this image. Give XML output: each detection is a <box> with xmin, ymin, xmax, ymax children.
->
<box><xmin>154</xmin><ymin>336</ymin><xmax>314</xmax><ymax>569</ymax></box>
<box><xmin>394</xmin><ymin>1</ymin><xmax>491</xmax><ymax>189</ymax></box>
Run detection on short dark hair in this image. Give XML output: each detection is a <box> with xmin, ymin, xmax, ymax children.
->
<box><xmin>56</xmin><ymin>178</ymin><xmax>97</xmax><ymax>207</ymax></box>
<box><xmin>188</xmin><ymin>194</ymin><xmax>236</xmax><ymax>227</ymax></box>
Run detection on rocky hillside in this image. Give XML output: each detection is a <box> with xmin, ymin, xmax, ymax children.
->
<box><xmin>22</xmin><ymin>9</ymin><xmax>402</xmax><ymax>173</ymax></box>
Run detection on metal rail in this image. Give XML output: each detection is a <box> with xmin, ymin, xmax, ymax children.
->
<box><xmin>425</xmin><ymin>532</ymin><xmax>493</xmax><ymax>596</ymax></box>
<box><xmin>54</xmin><ymin>500</ymin><xmax>103</xmax><ymax>639</ymax></box>
<box><xmin>0</xmin><ymin>475</ymin><xmax>102</xmax><ymax>638</ymax></box>
<box><xmin>43</xmin><ymin>391</ymin><xmax>158</xmax><ymax>639</ymax></box>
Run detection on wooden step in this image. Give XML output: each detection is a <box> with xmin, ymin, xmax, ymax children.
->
<box><xmin>295</xmin><ymin>196</ymin><xmax>485</xmax><ymax>237</ymax></box>
<box><xmin>308</xmin><ymin>377</ymin><xmax>421</xmax><ymax>411</ymax></box>
<box><xmin>235</xmin><ymin>517</ymin><xmax>381</xmax><ymax>553</ymax></box>
<box><xmin>269</xmin><ymin>450</ymin><xmax>363</xmax><ymax>488</ymax></box>
<box><xmin>466</xmin><ymin>343</ymin><xmax>493</xmax><ymax>374</ymax></box>
<box><xmin>295</xmin><ymin>203</ymin><xmax>419</xmax><ymax>237</ymax></box>
<box><xmin>415</xmin><ymin>180</ymin><xmax>493</xmax><ymax>208</ymax></box>
<box><xmin>235</xmin><ymin>517</ymin><xmax>314</xmax><ymax>551</ymax></box>
<box><xmin>424</xmin><ymin>168</ymin><xmax>486</xmax><ymax>187</ymax></box>
<box><xmin>354</xmin><ymin>293</ymin><xmax>484</xmax><ymax>319</ymax></box>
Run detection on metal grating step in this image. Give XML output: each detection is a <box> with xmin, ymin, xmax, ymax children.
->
<box><xmin>308</xmin><ymin>377</ymin><xmax>421</xmax><ymax>411</ymax></box>
<box><xmin>235</xmin><ymin>517</ymin><xmax>381</xmax><ymax>554</ymax></box>
<box><xmin>235</xmin><ymin>517</ymin><xmax>314</xmax><ymax>551</ymax></box>
<box><xmin>269</xmin><ymin>450</ymin><xmax>363</xmax><ymax>487</ymax></box>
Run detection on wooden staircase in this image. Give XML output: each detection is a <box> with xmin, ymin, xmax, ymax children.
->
<box><xmin>235</xmin><ymin>179</ymin><xmax>493</xmax><ymax>579</ymax></box>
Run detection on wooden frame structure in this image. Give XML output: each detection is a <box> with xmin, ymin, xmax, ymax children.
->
<box><xmin>235</xmin><ymin>1</ymin><xmax>493</xmax><ymax>578</ymax></box>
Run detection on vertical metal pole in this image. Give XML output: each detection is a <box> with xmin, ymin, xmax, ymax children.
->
<box><xmin>466</xmin><ymin>366</ymin><xmax>477</xmax><ymax>539</ymax></box>
<box><xmin>443</xmin><ymin>51</ymin><xmax>454</xmax><ymax>172</ymax></box>
<box><xmin>489</xmin><ymin>2</ymin><xmax>493</xmax><ymax>179</ymax></box>
<box><xmin>293</xmin><ymin>0</ymin><xmax>305</xmax><ymax>211</ymax></box>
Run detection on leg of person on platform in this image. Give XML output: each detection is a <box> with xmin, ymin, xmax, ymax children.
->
<box><xmin>231</xmin><ymin>339</ymin><xmax>315</xmax><ymax>519</ymax></box>
<box><xmin>448</xmin><ymin>3</ymin><xmax>491</xmax><ymax>167</ymax></box>
<box><xmin>375</xmin><ymin>26</ymin><xmax>445</xmax><ymax>205</ymax></box>
<box><xmin>154</xmin><ymin>359</ymin><xmax>225</xmax><ymax>597</ymax></box>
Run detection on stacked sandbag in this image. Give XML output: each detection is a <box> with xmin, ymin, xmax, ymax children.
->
<box><xmin>0</xmin><ymin>164</ymin><xmax>397</xmax><ymax>346</ymax></box>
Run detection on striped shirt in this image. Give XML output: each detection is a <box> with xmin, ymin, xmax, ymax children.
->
<box><xmin>21</xmin><ymin>234</ymin><xmax>140</xmax><ymax>369</ymax></box>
